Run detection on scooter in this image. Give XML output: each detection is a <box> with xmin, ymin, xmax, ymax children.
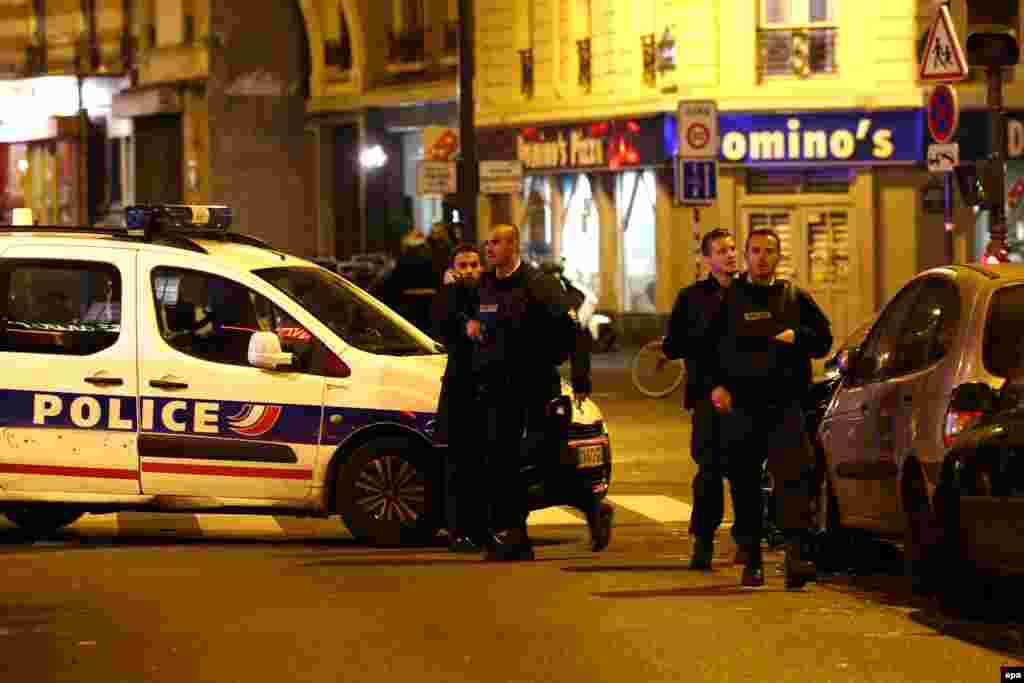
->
<box><xmin>538</xmin><ymin>261</ymin><xmax>616</xmax><ymax>353</ymax></box>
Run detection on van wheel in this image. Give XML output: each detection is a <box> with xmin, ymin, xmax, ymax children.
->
<box><xmin>4</xmin><ymin>505</ymin><xmax>84</xmax><ymax>537</ymax></box>
<box><xmin>903</xmin><ymin>465</ymin><xmax>943</xmax><ymax>595</ymax></box>
<box><xmin>336</xmin><ymin>437</ymin><xmax>441</xmax><ymax>546</ymax></box>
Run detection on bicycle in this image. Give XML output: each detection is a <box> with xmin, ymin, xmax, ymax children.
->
<box><xmin>630</xmin><ymin>337</ymin><xmax>686</xmax><ymax>398</ymax></box>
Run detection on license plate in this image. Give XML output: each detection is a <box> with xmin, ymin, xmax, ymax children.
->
<box><xmin>575</xmin><ymin>444</ymin><xmax>604</xmax><ymax>468</ymax></box>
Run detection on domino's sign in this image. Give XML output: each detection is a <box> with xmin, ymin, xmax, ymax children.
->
<box><xmin>717</xmin><ymin>110</ymin><xmax>924</xmax><ymax>166</ymax></box>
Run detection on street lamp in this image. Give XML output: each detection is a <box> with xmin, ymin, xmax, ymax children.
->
<box><xmin>359</xmin><ymin>144</ymin><xmax>388</xmax><ymax>170</ymax></box>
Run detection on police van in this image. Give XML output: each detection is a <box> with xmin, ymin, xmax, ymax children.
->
<box><xmin>0</xmin><ymin>205</ymin><xmax>611</xmax><ymax>545</ymax></box>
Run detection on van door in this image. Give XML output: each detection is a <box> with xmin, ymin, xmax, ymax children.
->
<box><xmin>0</xmin><ymin>245</ymin><xmax>140</xmax><ymax>494</ymax></box>
<box><xmin>136</xmin><ymin>253</ymin><xmax>326</xmax><ymax>501</ymax></box>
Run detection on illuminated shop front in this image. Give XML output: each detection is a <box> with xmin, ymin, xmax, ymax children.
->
<box><xmin>713</xmin><ymin>108</ymin><xmax>926</xmax><ymax>345</ymax></box>
<box><xmin>479</xmin><ymin>115</ymin><xmax>675</xmax><ymax>320</ymax></box>
<box><xmin>0</xmin><ymin>76</ymin><xmax>126</xmax><ymax>226</ymax></box>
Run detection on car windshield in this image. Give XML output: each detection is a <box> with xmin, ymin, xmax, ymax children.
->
<box><xmin>253</xmin><ymin>266</ymin><xmax>441</xmax><ymax>356</ymax></box>
<box><xmin>984</xmin><ymin>284</ymin><xmax>1024</xmax><ymax>380</ymax></box>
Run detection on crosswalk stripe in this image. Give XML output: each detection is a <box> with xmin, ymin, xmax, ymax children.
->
<box><xmin>605</xmin><ymin>495</ymin><xmax>692</xmax><ymax>523</ymax></box>
<box><xmin>527</xmin><ymin>507</ymin><xmax>585</xmax><ymax>526</ymax></box>
<box><xmin>0</xmin><ymin>494</ymin><xmax>698</xmax><ymax>538</ymax></box>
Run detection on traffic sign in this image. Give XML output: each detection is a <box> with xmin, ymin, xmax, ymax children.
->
<box><xmin>678</xmin><ymin>100</ymin><xmax>718</xmax><ymax>159</ymax></box>
<box><xmin>927</xmin><ymin>84</ymin><xmax>959</xmax><ymax>143</ymax></box>
<box><xmin>927</xmin><ymin>142</ymin><xmax>959</xmax><ymax>173</ymax></box>
<box><xmin>479</xmin><ymin>160</ymin><xmax>523</xmax><ymax>194</ymax></box>
<box><xmin>416</xmin><ymin>160</ymin><xmax>456</xmax><ymax>196</ymax></box>
<box><xmin>919</xmin><ymin>4</ymin><xmax>968</xmax><ymax>81</ymax></box>
<box><xmin>676</xmin><ymin>158</ymin><xmax>717</xmax><ymax>204</ymax></box>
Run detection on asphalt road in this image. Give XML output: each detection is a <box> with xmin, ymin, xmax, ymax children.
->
<box><xmin>0</xmin><ymin>350</ymin><xmax>1022</xmax><ymax>682</ymax></box>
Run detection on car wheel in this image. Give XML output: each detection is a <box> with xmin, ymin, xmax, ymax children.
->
<box><xmin>902</xmin><ymin>464</ymin><xmax>943</xmax><ymax>595</ymax></box>
<box><xmin>3</xmin><ymin>504</ymin><xmax>84</xmax><ymax>537</ymax></box>
<box><xmin>935</xmin><ymin>476</ymin><xmax>998</xmax><ymax>618</ymax></box>
<box><xmin>814</xmin><ymin>473</ymin><xmax>854</xmax><ymax>574</ymax></box>
<box><xmin>336</xmin><ymin>437</ymin><xmax>441</xmax><ymax>546</ymax></box>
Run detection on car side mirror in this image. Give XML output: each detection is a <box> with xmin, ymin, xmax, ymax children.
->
<box><xmin>248</xmin><ymin>331</ymin><xmax>294</xmax><ymax>370</ymax></box>
<box><xmin>949</xmin><ymin>382</ymin><xmax>998</xmax><ymax>413</ymax></box>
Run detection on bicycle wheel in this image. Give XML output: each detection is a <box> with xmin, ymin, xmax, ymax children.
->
<box><xmin>631</xmin><ymin>340</ymin><xmax>686</xmax><ymax>398</ymax></box>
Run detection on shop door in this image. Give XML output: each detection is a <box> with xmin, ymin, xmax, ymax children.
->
<box><xmin>742</xmin><ymin>206</ymin><xmax>853</xmax><ymax>350</ymax></box>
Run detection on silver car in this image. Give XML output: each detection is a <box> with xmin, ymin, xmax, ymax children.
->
<box><xmin>819</xmin><ymin>263</ymin><xmax>1024</xmax><ymax>583</ymax></box>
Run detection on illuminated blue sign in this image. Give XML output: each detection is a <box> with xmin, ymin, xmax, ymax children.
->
<box><xmin>715</xmin><ymin>110</ymin><xmax>924</xmax><ymax>166</ymax></box>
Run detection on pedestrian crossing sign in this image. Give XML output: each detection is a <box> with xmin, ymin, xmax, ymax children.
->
<box><xmin>919</xmin><ymin>4</ymin><xmax>968</xmax><ymax>81</ymax></box>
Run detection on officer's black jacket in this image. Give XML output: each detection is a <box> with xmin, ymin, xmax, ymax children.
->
<box><xmin>472</xmin><ymin>262</ymin><xmax>590</xmax><ymax>396</ymax></box>
<box><xmin>431</xmin><ymin>279</ymin><xmax>479</xmax><ymax>444</ymax></box>
<box><xmin>662</xmin><ymin>276</ymin><xmax>729</xmax><ymax>410</ymax></box>
<box><xmin>707</xmin><ymin>275</ymin><xmax>832</xmax><ymax>408</ymax></box>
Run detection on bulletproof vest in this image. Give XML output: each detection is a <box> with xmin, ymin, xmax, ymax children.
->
<box><xmin>718</xmin><ymin>280</ymin><xmax>803</xmax><ymax>400</ymax></box>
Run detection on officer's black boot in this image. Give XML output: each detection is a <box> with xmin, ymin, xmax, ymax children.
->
<box><xmin>784</xmin><ymin>535</ymin><xmax>816</xmax><ymax>589</ymax></box>
<box><xmin>689</xmin><ymin>536</ymin><xmax>713</xmax><ymax>570</ymax></box>
<box><xmin>482</xmin><ymin>526</ymin><xmax>534</xmax><ymax>561</ymax></box>
<box><xmin>586</xmin><ymin>501</ymin><xmax>615</xmax><ymax>552</ymax></box>
<box><xmin>740</xmin><ymin>543</ymin><xmax>765</xmax><ymax>587</ymax></box>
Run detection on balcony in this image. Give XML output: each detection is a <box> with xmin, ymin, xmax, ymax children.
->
<box><xmin>386</xmin><ymin>28</ymin><xmax>427</xmax><ymax>74</ymax></box>
<box><xmin>757</xmin><ymin>27</ymin><xmax>838</xmax><ymax>79</ymax></box>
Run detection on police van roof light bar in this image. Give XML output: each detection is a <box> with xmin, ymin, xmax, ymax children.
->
<box><xmin>124</xmin><ymin>204</ymin><xmax>233</xmax><ymax>232</ymax></box>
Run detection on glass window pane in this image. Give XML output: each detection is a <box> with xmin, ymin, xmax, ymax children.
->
<box><xmin>765</xmin><ymin>0</ymin><xmax>790</xmax><ymax>24</ymax></box>
<box><xmin>809</xmin><ymin>0</ymin><xmax>833</xmax><ymax>23</ymax></box>
<box><xmin>620</xmin><ymin>171</ymin><xmax>657</xmax><ymax>313</ymax></box>
<box><xmin>984</xmin><ymin>285</ymin><xmax>1024</xmax><ymax>378</ymax></box>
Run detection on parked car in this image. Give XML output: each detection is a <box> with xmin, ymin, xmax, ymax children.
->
<box><xmin>934</xmin><ymin>377</ymin><xmax>1024</xmax><ymax>613</ymax></box>
<box><xmin>818</xmin><ymin>263</ymin><xmax>1024</xmax><ymax>590</ymax></box>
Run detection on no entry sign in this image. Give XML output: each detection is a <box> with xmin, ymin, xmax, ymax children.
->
<box><xmin>927</xmin><ymin>84</ymin><xmax>960</xmax><ymax>144</ymax></box>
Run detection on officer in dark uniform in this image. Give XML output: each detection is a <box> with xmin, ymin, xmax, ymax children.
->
<box><xmin>662</xmin><ymin>228</ymin><xmax>747</xmax><ymax>572</ymax></box>
<box><xmin>467</xmin><ymin>224</ymin><xmax>592</xmax><ymax>561</ymax></box>
<box><xmin>432</xmin><ymin>243</ymin><xmax>485</xmax><ymax>553</ymax></box>
<box><xmin>707</xmin><ymin>227</ymin><xmax>832</xmax><ymax>588</ymax></box>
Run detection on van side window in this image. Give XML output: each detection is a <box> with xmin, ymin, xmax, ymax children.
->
<box><xmin>151</xmin><ymin>267</ymin><xmax>323</xmax><ymax>373</ymax></box>
<box><xmin>0</xmin><ymin>260</ymin><xmax>121</xmax><ymax>356</ymax></box>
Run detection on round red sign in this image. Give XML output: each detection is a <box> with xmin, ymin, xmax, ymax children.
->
<box><xmin>927</xmin><ymin>84</ymin><xmax>959</xmax><ymax>144</ymax></box>
<box><xmin>686</xmin><ymin>122</ymin><xmax>711</xmax><ymax>150</ymax></box>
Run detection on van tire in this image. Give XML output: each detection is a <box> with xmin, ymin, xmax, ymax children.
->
<box><xmin>4</xmin><ymin>504</ymin><xmax>84</xmax><ymax>537</ymax></box>
<box><xmin>336</xmin><ymin>437</ymin><xmax>441</xmax><ymax>546</ymax></box>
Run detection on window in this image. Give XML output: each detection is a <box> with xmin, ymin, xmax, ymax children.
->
<box><xmin>758</xmin><ymin>0</ymin><xmax>838</xmax><ymax>78</ymax></box>
<box><xmin>151</xmin><ymin>267</ymin><xmax>326</xmax><ymax>373</ymax></box>
<box><xmin>1</xmin><ymin>260</ymin><xmax>121</xmax><ymax>356</ymax></box>
<box><xmin>254</xmin><ymin>266</ymin><xmax>438</xmax><ymax>356</ymax></box>
<box><xmin>325</xmin><ymin>5</ymin><xmax>354</xmax><ymax>72</ymax></box>
<box><xmin>984</xmin><ymin>285</ymin><xmax>1024</xmax><ymax>379</ymax></box>
<box><xmin>619</xmin><ymin>171</ymin><xmax>657</xmax><ymax>313</ymax></box>
<box><xmin>852</xmin><ymin>278</ymin><xmax>959</xmax><ymax>384</ymax></box>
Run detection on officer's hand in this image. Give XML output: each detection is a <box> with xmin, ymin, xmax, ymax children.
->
<box><xmin>443</xmin><ymin>268</ymin><xmax>458</xmax><ymax>285</ymax></box>
<box><xmin>466</xmin><ymin>319</ymin><xmax>482</xmax><ymax>340</ymax></box>
<box><xmin>710</xmin><ymin>386</ymin><xmax>733</xmax><ymax>414</ymax></box>
<box><xmin>773</xmin><ymin>328</ymin><xmax>796</xmax><ymax>344</ymax></box>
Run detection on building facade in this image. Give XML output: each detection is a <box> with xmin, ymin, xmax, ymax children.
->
<box><xmin>470</xmin><ymin>0</ymin><xmax>1024</xmax><ymax>345</ymax></box>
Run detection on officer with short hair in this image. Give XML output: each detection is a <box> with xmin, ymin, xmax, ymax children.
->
<box><xmin>663</xmin><ymin>228</ymin><xmax>751</xmax><ymax>573</ymax></box>
<box><xmin>707</xmin><ymin>228</ymin><xmax>832</xmax><ymax>589</ymax></box>
<box><xmin>432</xmin><ymin>242</ymin><xmax>485</xmax><ymax>552</ymax></box>
<box><xmin>467</xmin><ymin>224</ymin><xmax>595</xmax><ymax>560</ymax></box>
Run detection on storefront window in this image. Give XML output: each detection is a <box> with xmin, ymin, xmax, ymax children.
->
<box><xmin>522</xmin><ymin>175</ymin><xmax>552</xmax><ymax>262</ymax></box>
<box><xmin>561</xmin><ymin>174</ymin><xmax>600</xmax><ymax>297</ymax></box>
<box><xmin>619</xmin><ymin>170</ymin><xmax>657</xmax><ymax>312</ymax></box>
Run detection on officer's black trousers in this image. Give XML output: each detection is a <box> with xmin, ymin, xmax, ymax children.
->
<box><xmin>719</xmin><ymin>400</ymin><xmax>816</xmax><ymax>538</ymax></box>
<box><xmin>443</xmin><ymin>438</ymin><xmax>485</xmax><ymax>541</ymax></box>
<box><xmin>688</xmin><ymin>398</ymin><xmax>761</xmax><ymax>548</ymax></box>
<box><xmin>478</xmin><ymin>380</ymin><xmax>555</xmax><ymax>535</ymax></box>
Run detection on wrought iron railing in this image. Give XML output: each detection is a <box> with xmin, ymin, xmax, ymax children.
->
<box><xmin>757</xmin><ymin>27</ymin><xmax>837</xmax><ymax>78</ymax></box>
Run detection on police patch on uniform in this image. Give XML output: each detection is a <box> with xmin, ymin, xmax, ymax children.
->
<box><xmin>744</xmin><ymin>311</ymin><xmax>772</xmax><ymax>321</ymax></box>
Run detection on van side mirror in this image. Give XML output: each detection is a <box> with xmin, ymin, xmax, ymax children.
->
<box><xmin>248</xmin><ymin>331</ymin><xmax>294</xmax><ymax>370</ymax></box>
<box><xmin>949</xmin><ymin>382</ymin><xmax>998</xmax><ymax>413</ymax></box>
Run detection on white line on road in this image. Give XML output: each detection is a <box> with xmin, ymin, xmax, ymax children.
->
<box><xmin>606</xmin><ymin>495</ymin><xmax>692</xmax><ymax>523</ymax></box>
<box><xmin>527</xmin><ymin>507</ymin><xmax>584</xmax><ymax>526</ymax></box>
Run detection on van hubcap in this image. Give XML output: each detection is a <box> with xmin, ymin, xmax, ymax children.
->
<box><xmin>355</xmin><ymin>455</ymin><xmax>426</xmax><ymax>522</ymax></box>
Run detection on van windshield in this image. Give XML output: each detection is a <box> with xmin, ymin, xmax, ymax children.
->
<box><xmin>253</xmin><ymin>266</ymin><xmax>440</xmax><ymax>356</ymax></box>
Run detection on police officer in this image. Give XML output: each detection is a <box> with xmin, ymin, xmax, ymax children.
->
<box><xmin>432</xmin><ymin>243</ymin><xmax>485</xmax><ymax>553</ymax></box>
<box><xmin>707</xmin><ymin>228</ymin><xmax>832</xmax><ymax>588</ymax></box>
<box><xmin>663</xmin><ymin>228</ymin><xmax>750</xmax><ymax>572</ymax></box>
<box><xmin>467</xmin><ymin>224</ymin><xmax>590</xmax><ymax>561</ymax></box>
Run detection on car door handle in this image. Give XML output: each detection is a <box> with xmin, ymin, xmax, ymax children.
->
<box><xmin>84</xmin><ymin>375</ymin><xmax>124</xmax><ymax>387</ymax></box>
<box><xmin>149</xmin><ymin>377</ymin><xmax>189</xmax><ymax>390</ymax></box>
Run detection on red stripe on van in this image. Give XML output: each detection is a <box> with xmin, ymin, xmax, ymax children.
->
<box><xmin>141</xmin><ymin>462</ymin><xmax>312</xmax><ymax>480</ymax></box>
<box><xmin>0</xmin><ymin>463</ymin><xmax>138</xmax><ymax>479</ymax></box>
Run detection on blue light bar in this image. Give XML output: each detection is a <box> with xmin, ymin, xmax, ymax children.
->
<box><xmin>125</xmin><ymin>204</ymin><xmax>233</xmax><ymax>231</ymax></box>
